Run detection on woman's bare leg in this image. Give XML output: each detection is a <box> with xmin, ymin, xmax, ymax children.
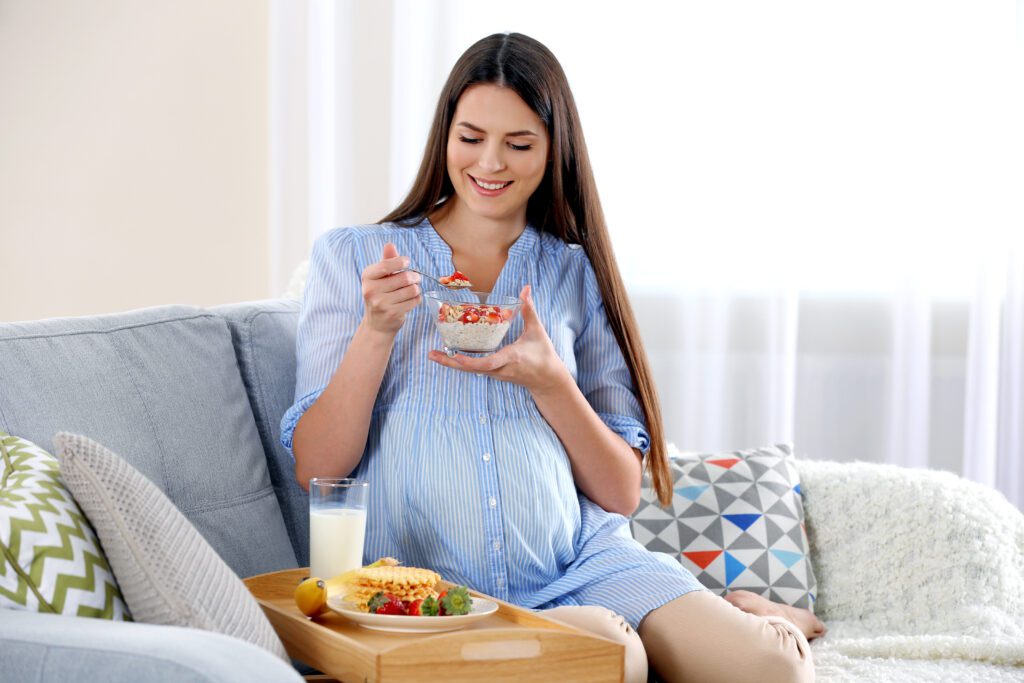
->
<box><xmin>638</xmin><ymin>590</ymin><xmax>814</xmax><ymax>683</ymax></box>
<box><xmin>543</xmin><ymin>605</ymin><xmax>648</xmax><ymax>683</ymax></box>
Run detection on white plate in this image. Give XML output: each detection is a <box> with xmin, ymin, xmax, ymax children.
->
<box><xmin>326</xmin><ymin>596</ymin><xmax>499</xmax><ymax>633</ymax></box>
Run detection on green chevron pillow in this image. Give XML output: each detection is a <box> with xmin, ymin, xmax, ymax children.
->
<box><xmin>0</xmin><ymin>431</ymin><xmax>129</xmax><ymax>619</ymax></box>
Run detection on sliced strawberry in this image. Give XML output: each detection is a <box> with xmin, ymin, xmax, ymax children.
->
<box><xmin>437</xmin><ymin>590</ymin><xmax>448</xmax><ymax>616</ymax></box>
<box><xmin>405</xmin><ymin>599</ymin><xmax>423</xmax><ymax>616</ymax></box>
<box><xmin>374</xmin><ymin>593</ymin><xmax>407</xmax><ymax>615</ymax></box>
<box><xmin>460</xmin><ymin>312</ymin><xmax>480</xmax><ymax>324</ymax></box>
<box><xmin>485</xmin><ymin>312</ymin><xmax>501</xmax><ymax>324</ymax></box>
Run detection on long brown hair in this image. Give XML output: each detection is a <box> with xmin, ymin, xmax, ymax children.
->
<box><xmin>381</xmin><ymin>33</ymin><xmax>673</xmax><ymax>506</ymax></box>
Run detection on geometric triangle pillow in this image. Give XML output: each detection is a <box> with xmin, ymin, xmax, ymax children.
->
<box><xmin>0</xmin><ymin>430</ymin><xmax>130</xmax><ymax>619</ymax></box>
<box><xmin>631</xmin><ymin>443</ymin><xmax>817</xmax><ymax>611</ymax></box>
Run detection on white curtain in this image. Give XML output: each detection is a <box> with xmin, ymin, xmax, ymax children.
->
<box><xmin>270</xmin><ymin>0</ymin><xmax>1024</xmax><ymax>508</ymax></box>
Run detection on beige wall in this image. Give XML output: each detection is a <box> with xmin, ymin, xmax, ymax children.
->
<box><xmin>0</xmin><ymin>0</ymin><xmax>269</xmax><ymax>321</ymax></box>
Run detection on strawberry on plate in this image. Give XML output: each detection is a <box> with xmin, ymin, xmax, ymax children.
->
<box><xmin>367</xmin><ymin>591</ymin><xmax>407</xmax><ymax>615</ymax></box>
<box><xmin>438</xmin><ymin>586</ymin><xmax>472</xmax><ymax>616</ymax></box>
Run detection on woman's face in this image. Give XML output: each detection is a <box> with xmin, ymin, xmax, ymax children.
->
<box><xmin>445</xmin><ymin>84</ymin><xmax>550</xmax><ymax>225</ymax></box>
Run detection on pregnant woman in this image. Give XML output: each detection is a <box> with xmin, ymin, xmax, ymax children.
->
<box><xmin>282</xmin><ymin>32</ymin><xmax>821</xmax><ymax>683</ymax></box>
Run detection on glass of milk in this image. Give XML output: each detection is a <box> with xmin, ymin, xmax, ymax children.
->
<box><xmin>309</xmin><ymin>478</ymin><xmax>369</xmax><ymax>579</ymax></box>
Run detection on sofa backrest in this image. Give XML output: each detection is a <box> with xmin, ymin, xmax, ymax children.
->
<box><xmin>212</xmin><ymin>298</ymin><xmax>309</xmax><ymax>567</ymax></box>
<box><xmin>0</xmin><ymin>305</ymin><xmax>298</xmax><ymax>578</ymax></box>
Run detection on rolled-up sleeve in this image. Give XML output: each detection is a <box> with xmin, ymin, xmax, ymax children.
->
<box><xmin>280</xmin><ymin>228</ymin><xmax>364</xmax><ymax>455</ymax></box>
<box><xmin>572</xmin><ymin>253</ymin><xmax>651</xmax><ymax>454</ymax></box>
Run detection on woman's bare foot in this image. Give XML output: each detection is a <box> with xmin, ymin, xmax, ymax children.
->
<box><xmin>724</xmin><ymin>589</ymin><xmax>827</xmax><ymax>640</ymax></box>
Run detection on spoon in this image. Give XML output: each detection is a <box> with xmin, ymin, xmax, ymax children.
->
<box><xmin>395</xmin><ymin>267</ymin><xmax>473</xmax><ymax>290</ymax></box>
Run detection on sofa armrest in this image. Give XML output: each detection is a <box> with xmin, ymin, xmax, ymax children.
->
<box><xmin>0</xmin><ymin>610</ymin><xmax>304</xmax><ymax>683</ymax></box>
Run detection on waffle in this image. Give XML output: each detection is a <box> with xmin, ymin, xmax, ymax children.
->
<box><xmin>344</xmin><ymin>566</ymin><xmax>441</xmax><ymax>611</ymax></box>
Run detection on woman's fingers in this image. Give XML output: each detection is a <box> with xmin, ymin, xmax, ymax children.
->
<box><xmin>360</xmin><ymin>242</ymin><xmax>421</xmax><ymax>334</ymax></box>
<box><xmin>366</xmin><ymin>256</ymin><xmax>411</xmax><ymax>281</ymax></box>
<box><xmin>379</xmin><ymin>282</ymin><xmax>422</xmax><ymax>306</ymax></box>
<box><xmin>364</xmin><ymin>242</ymin><xmax>410</xmax><ymax>280</ymax></box>
<box><xmin>428</xmin><ymin>349</ymin><xmax>511</xmax><ymax>374</ymax></box>
<box><xmin>372</xmin><ymin>269</ymin><xmax>420</xmax><ymax>294</ymax></box>
<box><xmin>518</xmin><ymin>284</ymin><xmax>545</xmax><ymax>334</ymax></box>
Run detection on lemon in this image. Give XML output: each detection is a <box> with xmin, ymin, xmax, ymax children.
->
<box><xmin>294</xmin><ymin>577</ymin><xmax>327</xmax><ymax>617</ymax></box>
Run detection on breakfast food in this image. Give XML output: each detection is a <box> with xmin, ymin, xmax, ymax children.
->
<box><xmin>438</xmin><ymin>270</ymin><xmax>472</xmax><ymax>288</ymax></box>
<box><xmin>295</xmin><ymin>556</ymin><xmax>398</xmax><ymax>618</ymax></box>
<box><xmin>296</xmin><ymin>557</ymin><xmax>473</xmax><ymax>619</ymax></box>
<box><xmin>436</xmin><ymin>303</ymin><xmax>515</xmax><ymax>352</ymax></box>
<box><xmin>365</xmin><ymin>585</ymin><xmax>473</xmax><ymax>617</ymax></box>
<box><xmin>344</xmin><ymin>565</ymin><xmax>442</xmax><ymax>612</ymax></box>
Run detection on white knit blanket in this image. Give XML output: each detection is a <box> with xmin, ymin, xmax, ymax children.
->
<box><xmin>795</xmin><ymin>459</ymin><xmax>1024</xmax><ymax>681</ymax></box>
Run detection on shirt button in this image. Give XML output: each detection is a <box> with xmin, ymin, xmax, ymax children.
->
<box><xmin>482</xmin><ymin>453</ymin><xmax>492</xmax><ymax>462</ymax></box>
<box><xmin>496</xmin><ymin>577</ymin><xmax>504</xmax><ymax>587</ymax></box>
<box><xmin>488</xmin><ymin>496</ymin><xmax>497</xmax><ymax>508</ymax></box>
<box><xmin>493</xmin><ymin>541</ymin><xmax>501</xmax><ymax>551</ymax></box>
<box><xmin>478</xmin><ymin>414</ymin><xmax>487</xmax><ymax>424</ymax></box>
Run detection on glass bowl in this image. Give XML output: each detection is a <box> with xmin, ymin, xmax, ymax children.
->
<box><xmin>424</xmin><ymin>290</ymin><xmax>523</xmax><ymax>355</ymax></box>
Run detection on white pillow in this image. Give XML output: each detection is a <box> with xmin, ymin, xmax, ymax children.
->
<box><xmin>53</xmin><ymin>432</ymin><xmax>287</xmax><ymax>660</ymax></box>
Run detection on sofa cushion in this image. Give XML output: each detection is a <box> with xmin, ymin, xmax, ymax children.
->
<box><xmin>0</xmin><ymin>609</ymin><xmax>305</xmax><ymax>683</ymax></box>
<box><xmin>0</xmin><ymin>431</ymin><xmax>128</xmax><ymax>620</ymax></box>
<box><xmin>53</xmin><ymin>432</ymin><xmax>288</xmax><ymax>661</ymax></box>
<box><xmin>631</xmin><ymin>443</ymin><xmax>817</xmax><ymax>610</ymax></box>
<box><xmin>0</xmin><ymin>306</ymin><xmax>297</xmax><ymax>578</ymax></box>
<box><xmin>212</xmin><ymin>299</ymin><xmax>309</xmax><ymax>567</ymax></box>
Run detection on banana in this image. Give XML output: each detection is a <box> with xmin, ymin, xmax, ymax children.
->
<box><xmin>294</xmin><ymin>558</ymin><xmax>401</xmax><ymax>617</ymax></box>
<box><xmin>324</xmin><ymin>557</ymin><xmax>401</xmax><ymax>598</ymax></box>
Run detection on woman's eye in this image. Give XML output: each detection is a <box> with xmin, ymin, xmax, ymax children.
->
<box><xmin>458</xmin><ymin>135</ymin><xmax>481</xmax><ymax>144</ymax></box>
<box><xmin>509</xmin><ymin>143</ymin><xmax>532</xmax><ymax>151</ymax></box>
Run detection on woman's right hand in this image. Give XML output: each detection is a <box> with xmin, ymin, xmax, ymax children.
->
<box><xmin>361</xmin><ymin>242</ymin><xmax>421</xmax><ymax>335</ymax></box>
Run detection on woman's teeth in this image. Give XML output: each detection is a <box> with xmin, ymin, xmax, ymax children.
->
<box><xmin>473</xmin><ymin>177</ymin><xmax>511</xmax><ymax>191</ymax></box>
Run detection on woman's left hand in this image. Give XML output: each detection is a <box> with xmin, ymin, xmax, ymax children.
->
<box><xmin>428</xmin><ymin>285</ymin><xmax>569</xmax><ymax>394</ymax></box>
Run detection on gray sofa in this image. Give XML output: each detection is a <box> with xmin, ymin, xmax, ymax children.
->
<box><xmin>0</xmin><ymin>299</ymin><xmax>307</xmax><ymax>682</ymax></box>
<box><xmin>2</xmin><ymin>298</ymin><xmax>1022</xmax><ymax>682</ymax></box>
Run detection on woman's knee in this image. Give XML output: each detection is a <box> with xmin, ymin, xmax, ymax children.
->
<box><xmin>638</xmin><ymin>592</ymin><xmax>813</xmax><ymax>683</ymax></box>
<box><xmin>542</xmin><ymin>606</ymin><xmax>648</xmax><ymax>683</ymax></box>
<box><xmin>754</xmin><ymin>617</ymin><xmax>814</xmax><ymax>683</ymax></box>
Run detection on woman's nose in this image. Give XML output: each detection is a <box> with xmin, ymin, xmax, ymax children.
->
<box><xmin>478</xmin><ymin>141</ymin><xmax>506</xmax><ymax>173</ymax></box>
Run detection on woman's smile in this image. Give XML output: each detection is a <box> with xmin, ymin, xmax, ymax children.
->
<box><xmin>468</xmin><ymin>174</ymin><xmax>514</xmax><ymax>196</ymax></box>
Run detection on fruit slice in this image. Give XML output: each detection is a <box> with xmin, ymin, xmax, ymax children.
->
<box><xmin>294</xmin><ymin>577</ymin><xmax>327</xmax><ymax>617</ymax></box>
<box><xmin>368</xmin><ymin>591</ymin><xmax>407</xmax><ymax>615</ymax></box>
<box><xmin>443</xmin><ymin>270</ymin><xmax>473</xmax><ymax>289</ymax></box>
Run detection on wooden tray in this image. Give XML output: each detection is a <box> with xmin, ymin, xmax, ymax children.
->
<box><xmin>244</xmin><ymin>568</ymin><xmax>624</xmax><ymax>683</ymax></box>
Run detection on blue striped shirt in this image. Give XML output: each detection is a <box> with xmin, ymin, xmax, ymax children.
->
<box><xmin>281</xmin><ymin>218</ymin><xmax>705</xmax><ymax>627</ymax></box>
